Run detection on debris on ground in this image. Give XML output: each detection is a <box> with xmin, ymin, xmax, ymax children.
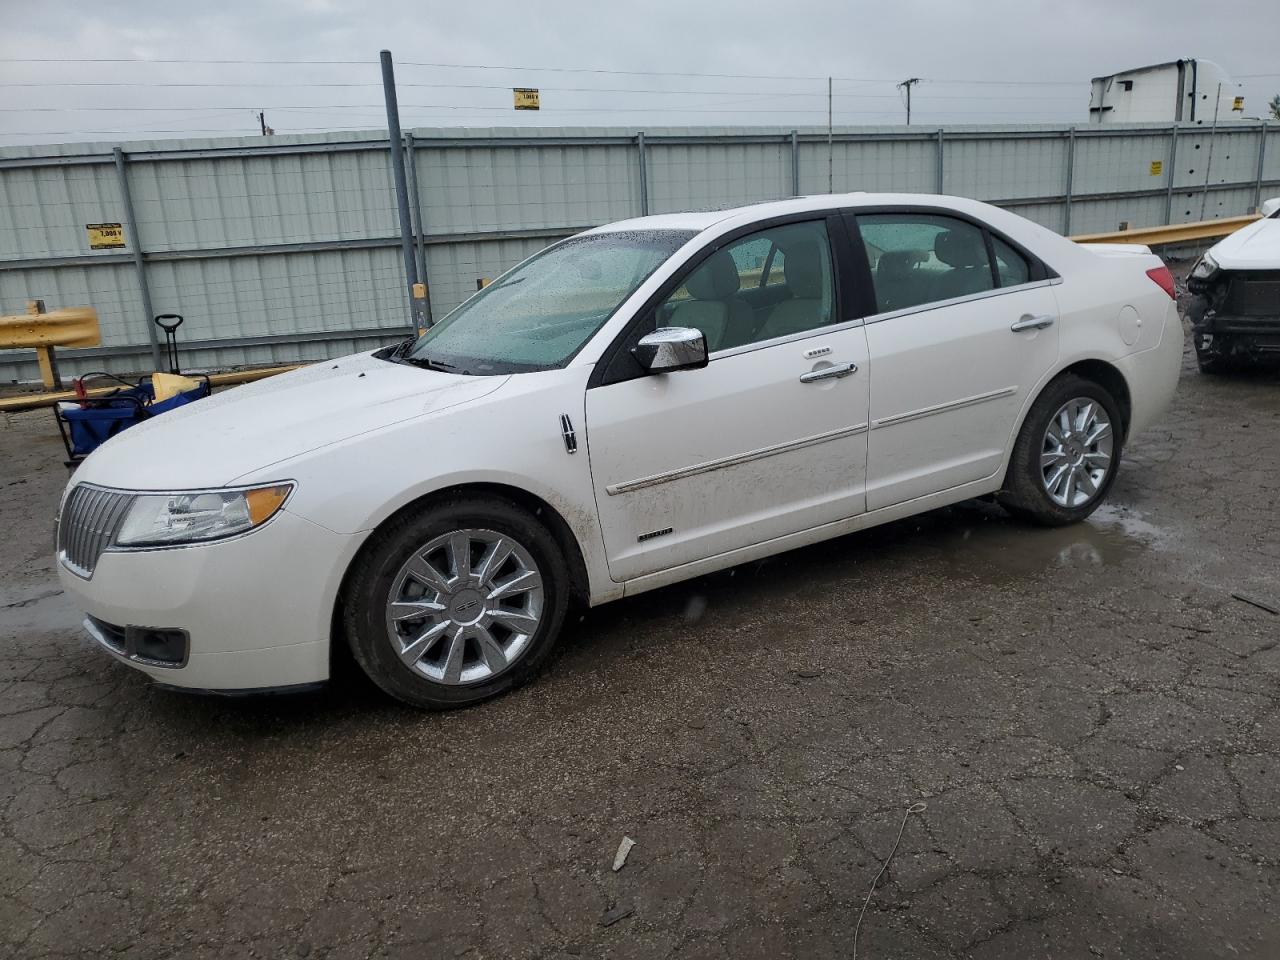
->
<box><xmin>600</xmin><ymin>905</ymin><xmax>634</xmax><ymax>927</ymax></box>
<box><xmin>612</xmin><ymin>836</ymin><xmax>635</xmax><ymax>872</ymax></box>
<box><xmin>1231</xmin><ymin>592</ymin><xmax>1280</xmax><ymax>615</ymax></box>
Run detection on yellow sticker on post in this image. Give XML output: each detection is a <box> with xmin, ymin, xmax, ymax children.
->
<box><xmin>86</xmin><ymin>223</ymin><xmax>125</xmax><ymax>249</ymax></box>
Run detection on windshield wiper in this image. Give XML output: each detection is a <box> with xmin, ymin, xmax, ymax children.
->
<box><xmin>399</xmin><ymin>354</ymin><xmax>456</xmax><ymax>373</ymax></box>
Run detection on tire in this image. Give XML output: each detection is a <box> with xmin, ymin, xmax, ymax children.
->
<box><xmin>343</xmin><ymin>496</ymin><xmax>570</xmax><ymax>709</ymax></box>
<box><xmin>999</xmin><ymin>374</ymin><xmax>1124</xmax><ymax>527</ymax></box>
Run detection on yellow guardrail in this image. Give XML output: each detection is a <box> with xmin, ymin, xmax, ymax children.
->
<box><xmin>0</xmin><ymin>364</ymin><xmax>303</xmax><ymax>414</ymax></box>
<box><xmin>1071</xmin><ymin>214</ymin><xmax>1260</xmax><ymax>246</ymax></box>
<box><xmin>0</xmin><ymin>300</ymin><xmax>101</xmax><ymax>390</ymax></box>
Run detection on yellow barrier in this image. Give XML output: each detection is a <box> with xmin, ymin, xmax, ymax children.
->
<box><xmin>1070</xmin><ymin>214</ymin><xmax>1260</xmax><ymax>247</ymax></box>
<box><xmin>0</xmin><ymin>364</ymin><xmax>303</xmax><ymax>414</ymax></box>
<box><xmin>0</xmin><ymin>300</ymin><xmax>101</xmax><ymax>389</ymax></box>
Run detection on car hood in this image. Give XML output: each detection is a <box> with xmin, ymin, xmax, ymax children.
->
<box><xmin>74</xmin><ymin>351</ymin><xmax>509</xmax><ymax>489</ymax></box>
<box><xmin>1208</xmin><ymin>218</ymin><xmax>1280</xmax><ymax>270</ymax></box>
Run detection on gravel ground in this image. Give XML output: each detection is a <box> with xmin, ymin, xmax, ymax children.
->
<box><xmin>2</xmin><ymin>274</ymin><xmax>1278</xmax><ymax>959</ymax></box>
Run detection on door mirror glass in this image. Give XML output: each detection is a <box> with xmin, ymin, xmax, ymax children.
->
<box><xmin>633</xmin><ymin>326</ymin><xmax>708</xmax><ymax>374</ymax></box>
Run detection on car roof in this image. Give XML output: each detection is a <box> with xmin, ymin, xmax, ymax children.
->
<box><xmin>586</xmin><ymin>193</ymin><xmax>993</xmax><ymax>238</ymax></box>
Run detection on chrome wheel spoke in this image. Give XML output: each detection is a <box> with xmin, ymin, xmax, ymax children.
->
<box><xmin>388</xmin><ymin>599</ymin><xmax>446</xmax><ymax>621</ymax></box>
<box><xmin>404</xmin><ymin>555</ymin><xmax>450</xmax><ymax>593</ymax></box>
<box><xmin>487</xmin><ymin>607</ymin><xmax>538</xmax><ymax>631</ymax></box>
<box><xmin>449</xmin><ymin>532</ymin><xmax>473</xmax><ymax>580</ymax></box>
<box><xmin>1041</xmin><ymin>449</ymin><xmax>1067</xmax><ymax>469</ymax></box>
<box><xmin>398</xmin><ymin>620</ymin><xmax>449</xmax><ymax>667</ymax></box>
<box><xmin>473</xmin><ymin>625</ymin><xmax>508</xmax><ymax>673</ymax></box>
<box><xmin>385</xmin><ymin>527</ymin><xmax>545</xmax><ymax>686</ymax></box>
<box><xmin>1083</xmin><ymin>450</ymin><xmax>1110</xmax><ymax>468</ymax></box>
<box><xmin>477</xmin><ymin>537</ymin><xmax>515</xmax><ymax>585</ymax></box>
<box><xmin>1076</xmin><ymin>468</ymin><xmax>1098</xmax><ymax>497</ymax></box>
<box><xmin>487</xmin><ymin>568</ymin><xmax>541</xmax><ymax>601</ymax></box>
<box><xmin>441</xmin><ymin>625</ymin><xmax>468</xmax><ymax>684</ymax></box>
<box><xmin>1084</xmin><ymin>422</ymin><xmax>1111</xmax><ymax>446</ymax></box>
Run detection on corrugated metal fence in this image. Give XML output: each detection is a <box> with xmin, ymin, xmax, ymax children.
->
<box><xmin>2</xmin><ymin>121</ymin><xmax>1277</xmax><ymax>382</ymax></box>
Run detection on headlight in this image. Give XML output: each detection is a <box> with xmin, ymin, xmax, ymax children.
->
<box><xmin>114</xmin><ymin>483</ymin><xmax>292</xmax><ymax>547</ymax></box>
<box><xmin>1190</xmin><ymin>252</ymin><xmax>1218</xmax><ymax>279</ymax></box>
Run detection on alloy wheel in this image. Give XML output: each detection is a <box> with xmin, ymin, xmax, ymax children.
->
<box><xmin>384</xmin><ymin>528</ymin><xmax>544</xmax><ymax>685</ymax></box>
<box><xmin>1040</xmin><ymin>397</ymin><xmax>1114</xmax><ymax>508</ymax></box>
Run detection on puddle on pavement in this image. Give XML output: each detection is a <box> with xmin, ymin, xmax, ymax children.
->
<box><xmin>887</xmin><ymin>500</ymin><xmax>1174</xmax><ymax>584</ymax></box>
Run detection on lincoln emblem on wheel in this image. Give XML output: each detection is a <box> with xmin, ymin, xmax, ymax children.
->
<box><xmin>55</xmin><ymin>193</ymin><xmax>1182</xmax><ymax>709</ymax></box>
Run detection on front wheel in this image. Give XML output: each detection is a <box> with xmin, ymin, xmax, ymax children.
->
<box><xmin>999</xmin><ymin>374</ymin><xmax>1123</xmax><ymax>526</ymax></box>
<box><xmin>343</xmin><ymin>496</ymin><xmax>569</xmax><ymax>709</ymax></box>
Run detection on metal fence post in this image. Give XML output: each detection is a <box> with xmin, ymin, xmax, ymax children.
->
<box><xmin>404</xmin><ymin>132</ymin><xmax>432</xmax><ymax>327</ymax></box>
<box><xmin>1164</xmin><ymin>125</ymin><xmax>1179</xmax><ymax>224</ymax></box>
<box><xmin>935</xmin><ymin>129</ymin><xmax>945</xmax><ymax>195</ymax></box>
<box><xmin>1063</xmin><ymin>126</ymin><xmax>1076</xmax><ymax>235</ymax></box>
<box><xmin>791</xmin><ymin>130</ymin><xmax>799</xmax><ymax>196</ymax></box>
<box><xmin>1255</xmin><ymin>121</ymin><xmax>1269</xmax><ymax>212</ymax></box>
<box><xmin>380</xmin><ymin>49</ymin><xmax>424</xmax><ymax>333</ymax></box>
<box><xmin>112</xmin><ymin>146</ymin><xmax>161</xmax><ymax>371</ymax></box>
<box><xmin>637</xmin><ymin>131</ymin><xmax>649</xmax><ymax>216</ymax></box>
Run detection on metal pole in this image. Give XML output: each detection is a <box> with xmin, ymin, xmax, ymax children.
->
<box><xmin>112</xmin><ymin>146</ymin><xmax>161</xmax><ymax>370</ymax></box>
<box><xmin>827</xmin><ymin>77</ymin><xmax>833</xmax><ymax>193</ymax></box>
<box><xmin>791</xmin><ymin>129</ymin><xmax>799</xmax><ymax>196</ymax></box>
<box><xmin>1165</xmin><ymin>125</ymin><xmax>1179</xmax><ymax>224</ymax></box>
<box><xmin>935</xmin><ymin>129</ymin><xmax>945</xmax><ymax>195</ymax></box>
<box><xmin>637</xmin><ymin>131</ymin><xmax>649</xmax><ymax>215</ymax></box>
<box><xmin>404</xmin><ymin>132</ymin><xmax>431</xmax><ymax>327</ymax></box>
<box><xmin>1255</xmin><ymin>121</ymin><xmax>1268</xmax><ymax>212</ymax></box>
<box><xmin>380</xmin><ymin>49</ymin><xmax>422</xmax><ymax>330</ymax></box>
<box><xmin>1063</xmin><ymin>126</ymin><xmax>1076</xmax><ymax>235</ymax></box>
<box><xmin>1199</xmin><ymin>83</ymin><xmax>1222</xmax><ymax>221</ymax></box>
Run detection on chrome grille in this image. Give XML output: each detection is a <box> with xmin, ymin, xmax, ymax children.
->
<box><xmin>57</xmin><ymin>485</ymin><xmax>133</xmax><ymax>577</ymax></box>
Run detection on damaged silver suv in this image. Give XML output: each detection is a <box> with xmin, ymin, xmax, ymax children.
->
<box><xmin>1187</xmin><ymin>197</ymin><xmax>1280</xmax><ymax>373</ymax></box>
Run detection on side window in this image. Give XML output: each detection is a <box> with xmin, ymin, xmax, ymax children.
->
<box><xmin>727</xmin><ymin>236</ymin><xmax>774</xmax><ymax>289</ymax></box>
<box><xmin>991</xmin><ymin>235</ymin><xmax>1031</xmax><ymax>287</ymax></box>
<box><xmin>857</xmin><ymin>213</ymin><xmax>995</xmax><ymax>313</ymax></box>
<box><xmin>655</xmin><ymin>220</ymin><xmax>835</xmax><ymax>353</ymax></box>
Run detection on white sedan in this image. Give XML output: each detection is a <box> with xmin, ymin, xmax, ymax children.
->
<box><xmin>56</xmin><ymin>193</ymin><xmax>1182</xmax><ymax>708</ymax></box>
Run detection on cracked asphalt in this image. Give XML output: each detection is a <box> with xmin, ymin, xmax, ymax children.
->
<box><xmin>2</xmin><ymin>287</ymin><xmax>1279</xmax><ymax>958</ymax></box>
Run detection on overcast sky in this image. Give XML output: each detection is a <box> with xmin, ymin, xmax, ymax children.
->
<box><xmin>1</xmin><ymin>0</ymin><xmax>1278</xmax><ymax>146</ymax></box>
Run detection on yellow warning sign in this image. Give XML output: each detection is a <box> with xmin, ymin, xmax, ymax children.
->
<box><xmin>513</xmin><ymin>88</ymin><xmax>540</xmax><ymax>111</ymax></box>
<box><xmin>1232</xmin><ymin>96</ymin><xmax>1244</xmax><ymax>111</ymax></box>
<box><xmin>1149</xmin><ymin>160</ymin><xmax>1163</xmax><ymax>177</ymax></box>
<box><xmin>86</xmin><ymin>223</ymin><xmax>125</xmax><ymax>249</ymax></box>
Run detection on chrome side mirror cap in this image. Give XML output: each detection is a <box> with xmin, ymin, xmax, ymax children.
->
<box><xmin>633</xmin><ymin>326</ymin><xmax>708</xmax><ymax>374</ymax></box>
<box><xmin>1260</xmin><ymin>197</ymin><xmax>1280</xmax><ymax>218</ymax></box>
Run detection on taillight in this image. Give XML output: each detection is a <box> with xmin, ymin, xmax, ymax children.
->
<box><xmin>1146</xmin><ymin>265</ymin><xmax>1176</xmax><ymax>300</ymax></box>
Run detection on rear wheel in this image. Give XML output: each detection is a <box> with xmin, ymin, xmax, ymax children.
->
<box><xmin>1000</xmin><ymin>374</ymin><xmax>1123</xmax><ymax>526</ymax></box>
<box><xmin>343</xmin><ymin>496</ymin><xmax>569</xmax><ymax>709</ymax></box>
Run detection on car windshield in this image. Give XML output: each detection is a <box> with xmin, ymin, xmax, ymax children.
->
<box><xmin>400</xmin><ymin>229</ymin><xmax>696</xmax><ymax>375</ymax></box>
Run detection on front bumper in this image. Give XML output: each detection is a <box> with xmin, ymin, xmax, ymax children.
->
<box><xmin>57</xmin><ymin>508</ymin><xmax>361</xmax><ymax>691</ymax></box>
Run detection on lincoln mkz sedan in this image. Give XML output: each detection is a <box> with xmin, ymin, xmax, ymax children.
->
<box><xmin>56</xmin><ymin>194</ymin><xmax>1182</xmax><ymax>708</ymax></box>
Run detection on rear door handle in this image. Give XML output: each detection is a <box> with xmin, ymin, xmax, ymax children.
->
<box><xmin>800</xmin><ymin>362</ymin><xmax>858</xmax><ymax>383</ymax></box>
<box><xmin>1011</xmin><ymin>314</ymin><xmax>1056</xmax><ymax>332</ymax></box>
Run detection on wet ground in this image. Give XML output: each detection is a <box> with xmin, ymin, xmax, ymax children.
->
<box><xmin>2</xmin><ymin>293</ymin><xmax>1279</xmax><ymax>958</ymax></box>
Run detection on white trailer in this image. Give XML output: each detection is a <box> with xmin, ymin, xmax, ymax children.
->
<box><xmin>1089</xmin><ymin>59</ymin><xmax>1243</xmax><ymax>124</ymax></box>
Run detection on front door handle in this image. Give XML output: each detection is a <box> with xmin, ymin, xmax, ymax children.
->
<box><xmin>1011</xmin><ymin>314</ymin><xmax>1056</xmax><ymax>332</ymax></box>
<box><xmin>800</xmin><ymin>362</ymin><xmax>858</xmax><ymax>383</ymax></box>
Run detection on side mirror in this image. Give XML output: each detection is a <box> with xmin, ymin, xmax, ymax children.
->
<box><xmin>633</xmin><ymin>326</ymin><xmax>708</xmax><ymax>374</ymax></box>
<box><xmin>1260</xmin><ymin>197</ymin><xmax>1280</xmax><ymax>218</ymax></box>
